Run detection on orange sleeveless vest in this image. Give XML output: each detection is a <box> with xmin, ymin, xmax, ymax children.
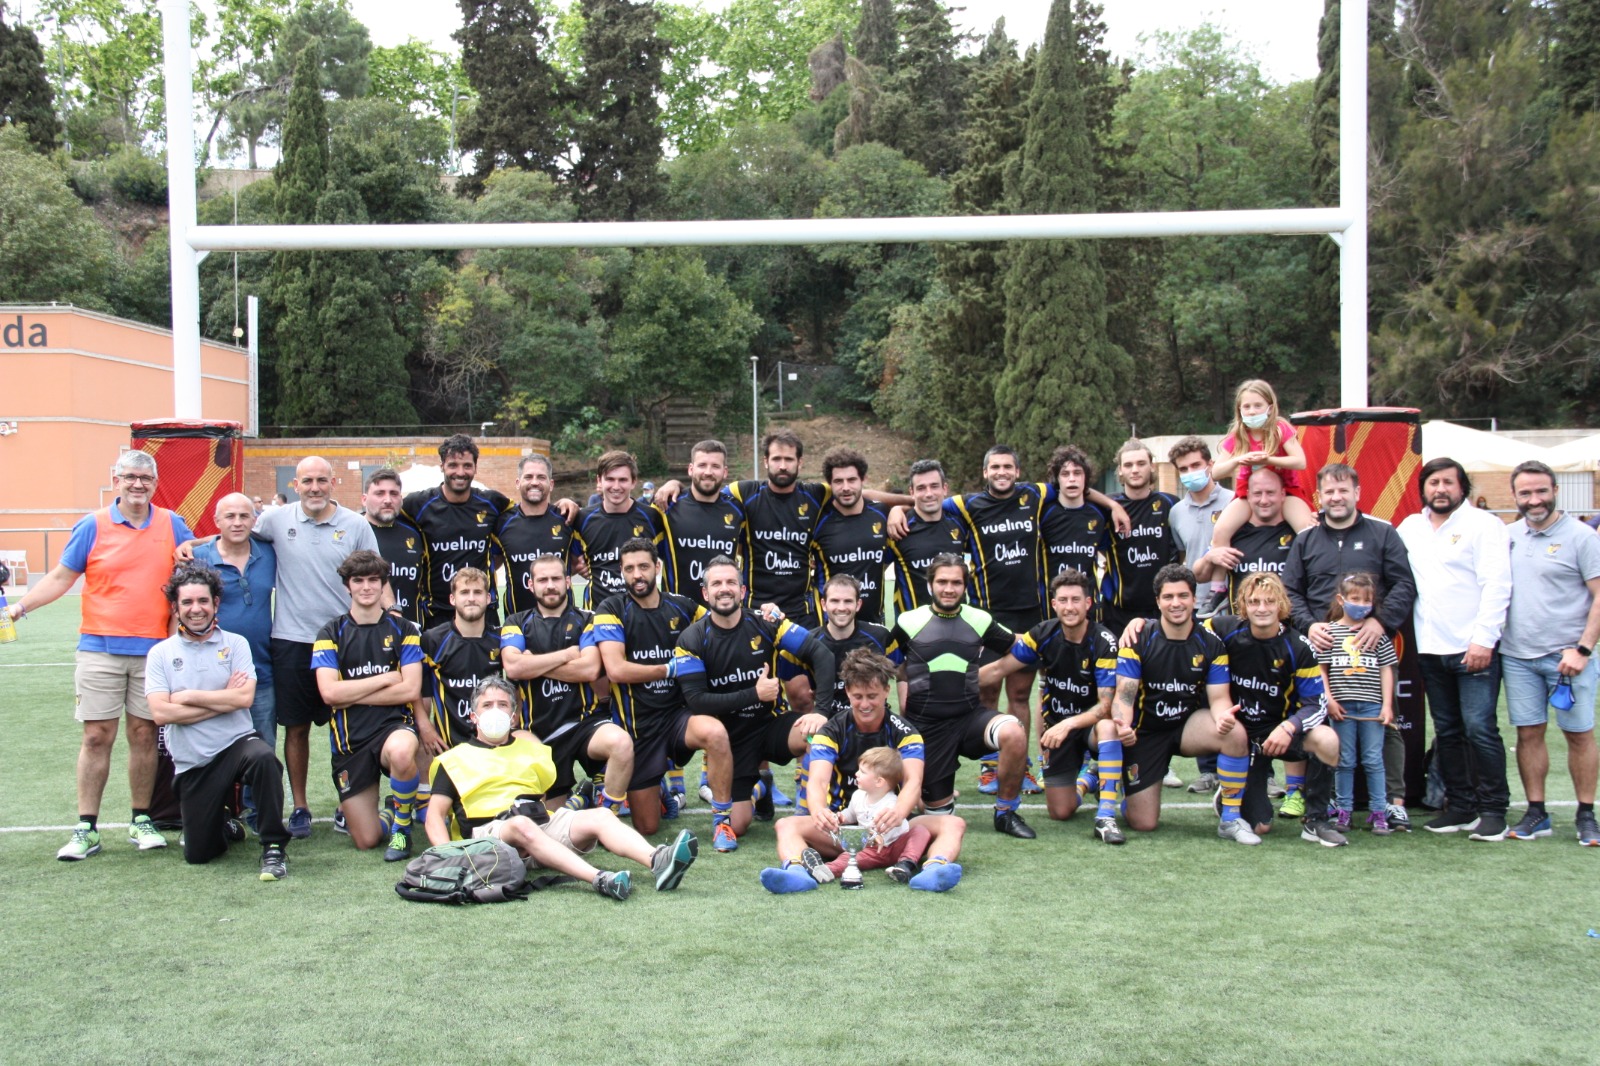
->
<box><xmin>80</xmin><ymin>506</ymin><xmax>178</xmax><ymax>640</ymax></box>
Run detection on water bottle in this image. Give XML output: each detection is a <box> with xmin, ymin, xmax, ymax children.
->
<box><xmin>1551</xmin><ymin>676</ymin><xmax>1575</xmax><ymax>712</ymax></box>
<box><xmin>0</xmin><ymin>592</ymin><xmax>15</xmax><ymax>644</ymax></box>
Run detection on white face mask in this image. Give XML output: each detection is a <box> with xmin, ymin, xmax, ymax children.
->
<box><xmin>476</xmin><ymin>707</ymin><xmax>513</xmax><ymax>743</ymax></box>
<box><xmin>1242</xmin><ymin>411</ymin><xmax>1271</xmax><ymax>430</ymax></box>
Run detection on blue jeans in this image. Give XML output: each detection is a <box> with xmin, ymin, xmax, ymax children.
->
<box><xmin>1333</xmin><ymin>704</ymin><xmax>1387</xmax><ymax>813</ymax></box>
<box><xmin>1419</xmin><ymin>652</ymin><xmax>1506</xmax><ymax>815</ymax></box>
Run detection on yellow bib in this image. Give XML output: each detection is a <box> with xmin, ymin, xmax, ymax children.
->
<box><xmin>434</xmin><ymin>737</ymin><xmax>557</xmax><ymax>835</ymax></box>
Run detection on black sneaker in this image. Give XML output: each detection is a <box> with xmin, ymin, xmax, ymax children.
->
<box><xmin>1300</xmin><ymin>818</ymin><xmax>1349</xmax><ymax>847</ymax></box>
<box><xmin>994</xmin><ymin>809</ymin><xmax>1037</xmax><ymax>839</ymax></box>
<box><xmin>887</xmin><ymin>858</ymin><xmax>918</xmax><ymax>884</ymax></box>
<box><xmin>1424</xmin><ymin>809</ymin><xmax>1480</xmax><ymax>834</ymax></box>
<box><xmin>259</xmin><ymin>845</ymin><xmax>287</xmax><ymax>881</ymax></box>
<box><xmin>1092</xmin><ymin>816</ymin><xmax>1126</xmax><ymax>845</ymax></box>
<box><xmin>1468</xmin><ymin>813</ymin><xmax>1508</xmax><ymax>841</ymax></box>
<box><xmin>1577</xmin><ymin>810</ymin><xmax>1600</xmax><ymax>847</ymax></box>
<box><xmin>223</xmin><ymin>816</ymin><xmax>246</xmax><ymax>843</ymax></box>
<box><xmin>594</xmin><ymin>870</ymin><xmax>632</xmax><ymax>901</ymax></box>
<box><xmin>754</xmin><ymin>769</ymin><xmax>776</xmax><ymax>822</ymax></box>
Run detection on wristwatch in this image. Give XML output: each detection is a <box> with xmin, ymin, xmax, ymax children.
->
<box><xmin>1578</xmin><ymin>645</ymin><xmax>1593</xmax><ymax>657</ymax></box>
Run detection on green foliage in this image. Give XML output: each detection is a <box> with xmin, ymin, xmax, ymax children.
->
<box><xmin>996</xmin><ymin>0</ymin><xmax>1130</xmax><ymax>473</ymax></box>
<box><xmin>106</xmin><ymin>227</ymin><xmax>172</xmax><ymax>327</ymax></box>
<box><xmin>554</xmin><ymin>404</ymin><xmax>624</xmax><ymax>457</ymax></box>
<box><xmin>455</xmin><ymin>0</ymin><xmax>571</xmax><ymax>197</ymax></box>
<box><xmin>103</xmin><ymin>144</ymin><xmax>167</xmax><ymax>204</ymax></box>
<box><xmin>0</xmin><ymin>124</ymin><xmax>114</xmax><ymax>306</ymax></box>
<box><xmin>571</xmin><ymin>0</ymin><xmax>667</xmax><ymax>221</ymax></box>
<box><xmin>0</xmin><ymin>14</ymin><xmax>61</xmax><ymax>151</ymax></box>
<box><xmin>368</xmin><ymin>37</ymin><xmax>474</xmax><ymax>128</ymax></box>
<box><xmin>867</xmin><ymin>0</ymin><xmax>968</xmax><ymax>177</ymax></box>
<box><xmin>853</xmin><ymin>0</ymin><xmax>896</xmax><ymax>70</ymax></box>
<box><xmin>606</xmin><ymin>247</ymin><xmax>761</xmax><ymax>442</ymax></box>
<box><xmin>1553</xmin><ymin>0</ymin><xmax>1600</xmax><ymax>113</ymax></box>
<box><xmin>28</xmin><ymin>0</ymin><xmax>163</xmax><ymax>149</ymax></box>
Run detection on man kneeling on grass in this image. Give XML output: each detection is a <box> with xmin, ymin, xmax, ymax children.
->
<box><xmin>761</xmin><ymin>649</ymin><xmax>966</xmax><ymax>893</ymax></box>
<box><xmin>146</xmin><ymin>565</ymin><xmax>290</xmax><ymax>881</ymax></box>
<box><xmin>424</xmin><ymin>678</ymin><xmax>697</xmax><ymax>901</ymax></box>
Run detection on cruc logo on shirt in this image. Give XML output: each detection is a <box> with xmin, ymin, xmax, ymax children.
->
<box><xmin>287</xmin><ymin>528</ymin><xmax>297</xmax><ymax>539</ymax></box>
<box><xmin>333</xmin><ymin>529</ymin><xmax>346</xmax><ymax>541</ymax></box>
<box><xmin>724</xmin><ymin>514</ymin><xmax>734</xmax><ymax>525</ymax></box>
<box><xmin>633</xmin><ymin>525</ymin><xmax>645</xmax><ymax>536</ymax></box>
<box><xmin>216</xmin><ymin>648</ymin><xmax>230</xmax><ymax>662</ymax></box>
<box><xmin>949</xmin><ymin>529</ymin><xmax>961</xmax><ymax>540</ymax></box>
<box><xmin>1088</xmin><ymin>520</ymin><xmax>1099</xmax><ymax>531</ymax></box>
<box><xmin>476</xmin><ymin>512</ymin><xmax>488</xmax><ymax>525</ymax></box>
<box><xmin>749</xmin><ymin>635</ymin><xmax>762</xmax><ymax>651</ymax></box>
<box><xmin>872</xmin><ymin>522</ymin><xmax>883</xmax><ymax>535</ymax></box>
<box><xmin>173</xmin><ymin>657</ymin><xmax>185</xmax><ymax>670</ymax></box>
<box><xmin>1273</xmin><ymin>658</ymin><xmax>1285</xmax><ymax>670</ymax></box>
<box><xmin>551</xmin><ymin>524</ymin><xmax>562</xmax><ymax>535</ymax></box>
<box><xmin>406</xmin><ymin>537</ymin><xmax>416</xmax><ymax>549</ymax></box>
<box><xmin>1450</xmin><ymin>534</ymin><xmax>1461</xmax><ymax>545</ymax></box>
<box><xmin>383</xmin><ymin>634</ymin><xmax>395</xmax><ymax>649</ymax></box>
<box><xmin>1279</xmin><ymin>533</ymin><xmax>1293</xmax><ymax>547</ymax></box>
<box><xmin>668</xmin><ymin>617</ymin><xmax>680</xmax><ymax>631</ymax></box>
<box><xmin>797</xmin><ymin>504</ymin><xmax>809</xmax><ymax>517</ymax></box>
<box><xmin>1549</xmin><ymin>543</ymin><xmax>1562</xmax><ymax>554</ymax></box>
<box><xmin>1191</xmin><ymin>653</ymin><xmax>1202</xmax><ymax>667</ymax></box>
<box><xmin>1152</xmin><ymin>500</ymin><xmax>1163</xmax><ymax>513</ymax></box>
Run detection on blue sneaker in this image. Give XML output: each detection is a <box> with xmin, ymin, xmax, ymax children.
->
<box><xmin>1507</xmin><ymin>810</ymin><xmax>1552</xmax><ymax>840</ymax></box>
<box><xmin>660</xmin><ymin>780</ymin><xmax>681</xmax><ymax>821</ymax></box>
<box><xmin>977</xmin><ymin>766</ymin><xmax>1000</xmax><ymax>795</ymax></box>
<box><xmin>332</xmin><ymin>807</ymin><xmax>349</xmax><ymax>835</ymax></box>
<box><xmin>908</xmin><ymin>862</ymin><xmax>962</xmax><ymax>892</ymax></box>
<box><xmin>760</xmin><ymin>866</ymin><xmax>819</xmax><ymax>894</ymax></box>
<box><xmin>287</xmin><ymin>807</ymin><xmax>313</xmax><ymax>839</ymax></box>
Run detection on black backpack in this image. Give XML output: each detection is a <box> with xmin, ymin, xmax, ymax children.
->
<box><xmin>395</xmin><ymin>838</ymin><xmax>533</xmax><ymax>904</ymax></box>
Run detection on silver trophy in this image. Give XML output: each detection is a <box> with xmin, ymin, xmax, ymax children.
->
<box><xmin>833</xmin><ymin>825</ymin><xmax>872</xmax><ymax>890</ymax></box>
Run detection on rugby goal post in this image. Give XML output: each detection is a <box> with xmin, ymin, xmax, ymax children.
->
<box><xmin>161</xmin><ymin>0</ymin><xmax>1368</xmax><ymax>417</ymax></box>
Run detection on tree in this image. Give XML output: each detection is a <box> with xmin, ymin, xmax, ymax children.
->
<box><xmin>0</xmin><ymin>125</ymin><xmax>114</xmax><ymax>305</ymax></box>
<box><xmin>995</xmin><ymin>0</ymin><xmax>1130</xmax><ymax>472</ymax></box>
<box><xmin>368</xmin><ymin>37</ymin><xmax>473</xmax><ymax>136</ymax></box>
<box><xmin>869</xmin><ymin>0</ymin><xmax>967</xmax><ymax>176</ymax></box>
<box><xmin>28</xmin><ymin>0</ymin><xmax>163</xmax><ymax>149</ymax></box>
<box><xmin>270</xmin><ymin>43</ymin><xmax>331</xmax><ymax>428</ymax></box>
<box><xmin>454</xmin><ymin>0</ymin><xmax>570</xmax><ymax>196</ymax></box>
<box><xmin>0</xmin><ymin>13</ymin><xmax>61</xmax><ymax>151</ymax></box>
<box><xmin>854</xmin><ymin>0</ymin><xmax>896</xmax><ymax>70</ymax></box>
<box><xmin>1553</xmin><ymin>0</ymin><xmax>1600</xmax><ymax>113</ymax></box>
<box><xmin>571</xmin><ymin>0</ymin><xmax>667</xmax><ymax>221</ymax></box>
<box><xmin>607</xmin><ymin>247</ymin><xmax>762</xmax><ymax>453</ymax></box>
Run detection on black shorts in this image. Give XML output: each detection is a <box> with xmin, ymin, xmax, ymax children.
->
<box><xmin>1040</xmin><ymin>724</ymin><xmax>1095</xmax><ymax>786</ymax></box>
<box><xmin>1241</xmin><ymin>731</ymin><xmax>1310</xmax><ymax>827</ymax></box>
<box><xmin>627</xmin><ymin>711</ymin><xmax>695</xmax><ymax>793</ymax></box>
<box><xmin>727</xmin><ymin>712</ymin><xmax>801</xmax><ymax>801</ymax></box>
<box><xmin>916</xmin><ymin>710</ymin><xmax>1003</xmax><ymax>803</ymax></box>
<box><xmin>272</xmin><ymin>639</ymin><xmax>329</xmax><ymax>728</ymax></box>
<box><xmin>331</xmin><ymin>723</ymin><xmax>415</xmax><ymax>801</ymax></box>
<box><xmin>1122</xmin><ymin>728</ymin><xmax>1184</xmax><ymax>797</ymax></box>
<box><xmin>544</xmin><ymin>716</ymin><xmax>611</xmax><ymax>798</ymax></box>
<box><xmin>981</xmin><ymin>607</ymin><xmax>1047</xmax><ymax>665</ymax></box>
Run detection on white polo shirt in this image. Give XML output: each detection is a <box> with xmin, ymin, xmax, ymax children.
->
<box><xmin>1397</xmin><ymin>502</ymin><xmax>1511</xmax><ymax>655</ymax></box>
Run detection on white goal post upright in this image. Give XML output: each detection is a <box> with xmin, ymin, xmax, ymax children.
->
<box><xmin>160</xmin><ymin>0</ymin><xmax>1369</xmax><ymax>418</ymax></box>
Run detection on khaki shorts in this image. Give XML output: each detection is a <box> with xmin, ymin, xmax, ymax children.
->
<box><xmin>75</xmin><ymin>651</ymin><xmax>152</xmax><ymax>722</ymax></box>
<box><xmin>471</xmin><ymin>807</ymin><xmax>596</xmax><ymax>855</ymax></box>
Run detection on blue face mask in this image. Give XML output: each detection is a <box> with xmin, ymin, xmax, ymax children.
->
<box><xmin>1242</xmin><ymin>411</ymin><xmax>1272</xmax><ymax>430</ymax></box>
<box><xmin>1179</xmin><ymin>470</ymin><xmax>1210</xmax><ymax>493</ymax></box>
<box><xmin>1343</xmin><ymin>602</ymin><xmax>1373</xmax><ymax>622</ymax></box>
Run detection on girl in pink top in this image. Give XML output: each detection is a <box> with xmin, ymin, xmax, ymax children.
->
<box><xmin>1210</xmin><ymin>379</ymin><xmax>1316</xmax><ymax>550</ymax></box>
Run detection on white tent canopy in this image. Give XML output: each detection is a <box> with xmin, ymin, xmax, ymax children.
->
<box><xmin>1538</xmin><ymin>433</ymin><xmax>1600</xmax><ymax>472</ymax></box>
<box><xmin>1420</xmin><ymin>420</ymin><xmax>1564</xmax><ymax>471</ymax></box>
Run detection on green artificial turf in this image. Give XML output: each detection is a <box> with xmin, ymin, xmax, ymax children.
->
<box><xmin>3</xmin><ymin>600</ymin><xmax>1598</xmax><ymax>1065</ymax></box>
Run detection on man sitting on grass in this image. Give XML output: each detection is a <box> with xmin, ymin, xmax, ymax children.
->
<box><xmin>424</xmin><ymin>678</ymin><xmax>698</xmax><ymax>901</ymax></box>
<box><xmin>145</xmin><ymin>565</ymin><xmax>289</xmax><ymax>881</ymax></box>
<box><xmin>761</xmin><ymin>649</ymin><xmax>965</xmax><ymax>893</ymax></box>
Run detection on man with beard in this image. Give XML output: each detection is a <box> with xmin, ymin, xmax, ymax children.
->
<box><xmin>1193</xmin><ymin>467</ymin><xmax>1298</xmax><ymax>611</ymax></box>
<box><xmin>980</xmin><ymin>569</ymin><xmax>1117</xmax><ymax>826</ymax></box>
<box><xmin>1497</xmin><ymin>461</ymin><xmax>1600</xmax><ymax>845</ymax></box>
<box><xmin>891</xmin><ymin>554</ymin><xmax>1035</xmax><ymax>839</ymax></box>
<box><xmin>501</xmin><ymin>555</ymin><xmax>634</xmax><ymax>811</ymax></box>
<box><xmin>575</xmin><ymin>451</ymin><xmax>662</xmax><ymax>604</ymax></box>
<box><xmin>1283</xmin><ymin>463</ymin><xmax>1417</xmax><ymax>830</ymax></box>
<box><xmin>808</xmin><ymin>448</ymin><xmax>891</xmax><ymax>625</ymax></box>
<box><xmin>657</xmin><ymin>439</ymin><xmax>745</xmax><ymax>610</ymax></box>
<box><xmin>1398</xmin><ymin>457</ymin><xmax>1512</xmax><ymax>840</ymax></box>
<box><xmin>761</xmin><ymin>649</ymin><xmax>967</xmax><ymax>893</ymax></box>
<box><xmin>497</xmin><ymin>454</ymin><xmax>579</xmax><ymax>615</ymax></box>
<box><xmin>887</xmin><ymin>459</ymin><xmax>967</xmax><ymax>615</ymax></box>
<box><xmin>404</xmin><ymin>435</ymin><xmax>512</xmax><ymax>631</ymax></box>
<box><xmin>419</xmin><ymin>569</ymin><xmax>504</xmax><ymax>763</ymax></box>
<box><xmin>813</xmin><ymin>574</ymin><xmax>903</xmax><ymax>709</ymax></box>
<box><xmin>1103</xmin><ymin>440</ymin><xmax>1181</xmax><ymax>638</ymax></box>
<box><xmin>672</xmin><ymin>557</ymin><xmax>834</xmax><ymax>850</ymax></box>
<box><xmin>592</xmin><ymin>538</ymin><xmax>733</xmax><ymax>839</ymax></box>
<box><xmin>364</xmin><ymin>468</ymin><xmax>427</xmax><ymax>626</ymax></box>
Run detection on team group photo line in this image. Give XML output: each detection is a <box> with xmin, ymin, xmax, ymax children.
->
<box><xmin>11</xmin><ymin>379</ymin><xmax>1599</xmax><ymax>897</ymax></box>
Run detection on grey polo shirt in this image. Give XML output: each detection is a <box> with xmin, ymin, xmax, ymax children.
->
<box><xmin>1171</xmin><ymin>482</ymin><xmax>1230</xmax><ymax>614</ymax></box>
<box><xmin>1502</xmin><ymin>513</ymin><xmax>1600</xmax><ymax>658</ymax></box>
<box><xmin>254</xmin><ymin>502</ymin><xmax>379</xmax><ymax>643</ymax></box>
<box><xmin>145</xmin><ymin>627</ymin><xmax>256</xmax><ymax>775</ymax></box>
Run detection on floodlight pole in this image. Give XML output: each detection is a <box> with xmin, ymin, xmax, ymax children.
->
<box><xmin>1338</xmin><ymin>0</ymin><xmax>1369</xmax><ymax>408</ymax></box>
<box><xmin>162</xmin><ymin>0</ymin><xmax>203</xmax><ymax>418</ymax></box>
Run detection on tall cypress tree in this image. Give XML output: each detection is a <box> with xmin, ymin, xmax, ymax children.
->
<box><xmin>854</xmin><ymin>0</ymin><xmax>897</xmax><ymax>70</ymax></box>
<box><xmin>994</xmin><ymin>0</ymin><xmax>1129</xmax><ymax>472</ymax></box>
<box><xmin>271</xmin><ymin>44</ymin><xmax>332</xmax><ymax>430</ymax></box>
<box><xmin>455</xmin><ymin>0</ymin><xmax>568</xmax><ymax>197</ymax></box>
<box><xmin>1553</xmin><ymin>0</ymin><xmax>1600</xmax><ymax>113</ymax></box>
<box><xmin>870</xmin><ymin>0</ymin><xmax>967</xmax><ymax>176</ymax></box>
<box><xmin>572</xmin><ymin>0</ymin><xmax>667</xmax><ymax>221</ymax></box>
<box><xmin>0</xmin><ymin>14</ymin><xmax>61</xmax><ymax>152</ymax></box>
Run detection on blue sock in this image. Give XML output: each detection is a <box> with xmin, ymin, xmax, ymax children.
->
<box><xmin>389</xmin><ymin>774</ymin><xmax>419</xmax><ymax>830</ymax></box>
<box><xmin>1216</xmin><ymin>753</ymin><xmax>1249</xmax><ymax>823</ymax></box>
<box><xmin>1096</xmin><ymin>739</ymin><xmax>1123</xmax><ymax>818</ymax></box>
<box><xmin>995</xmin><ymin>795</ymin><xmax>1020</xmax><ymax>814</ymax></box>
<box><xmin>1285</xmin><ymin>772</ymin><xmax>1305</xmax><ymax>797</ymax></box>
<box><xmin>711</xmin><ymin>798</ymin><xmax>732</xmax><ymax>828</ymax></box>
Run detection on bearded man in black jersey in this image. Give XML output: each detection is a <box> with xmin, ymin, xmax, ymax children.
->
<box><xmin>1103</xmin><ymin>439</ymin><xmax>1180</xmax><ymax>638</ymax></box>
<box><xmin>575</xmin><ymin>450</ymin><xmax>662</xmax><ymax>605</ymax></box>
<box><xmin>591</xmin><ymin>539</ymin><xmax>732</xmax><ymax>839</ymax></box>
<box><xmin>656</xmin><ymin>439</ymin><xmax>743</xmax><ymax>609</ymax></box>
<box><xmin>363</xmin><ymin>468</ymin><xmax>426</xmax><ymax>626</ymax></box>
<box><xmin>887</xmin><ymin>459</ymin><xmax>966</xmax><ymax>615</ymax></box>
<box><xmin>496</xmin><ymin>454</ymin><xmax>580</xmax><ymax>615</ymax></box>
<box><xmin>809</xmin><ymin>448</ymin><xmax>891</xmax><ymax>625</ymax></box>
<box><xmin>672</xmin><ymin>556</ymin><xmax>834</xmax><ymax>851</ymax></box>
<box><xmin>501</xmin><ymin>555</ymin><xmax>634</xmax><ymax>812</ymax></box>
<box><xmin>404</xmin><ymin>435</ymin><xmax>513</xmax><ymax>631</ymax></box>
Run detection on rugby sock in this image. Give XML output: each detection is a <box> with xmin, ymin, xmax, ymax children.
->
<box><xmin>1076</xmin><ymin>758</ymin><xmax>1100</xmax><ymax>799</ymax></box>
<box><xmin>979</xmin><ymin>753</ymin><xmax>998</xmax><ymax>773</ymax></box>
<box><xmin>995</xmin><ymin>795</ymin><xmax>1020</xmax><ymax>815</ymax></box>
<box><xmin>751</xmin><ymin>778</ymin><xmax>768</xmax><ymax>804</ymax></box>
<box><xmin>600</xmin><ymin>789</ymin><xmax>626</xmax><ymax>811</ymax></box>
<box><xmin>1578</xmin><ymin>802</ymin><xmax>1594</xmax><ymax>817</ymax></box>
<box><xmin>710</xmin><ymin>798</ymin><xmax>732</xmax><ymax>829</ymax></box>
<box><xmin>1216</xmin><ymin>753</ymin><xmax>1249</xmax><ymax>823</ymax></box>
<box><xmin>390</xmin><ymin>774</ymin><xmax>419</xmax><ymax>830</ymax></box>
<box><xmin>699</xmin><ymin>768</ymin><xmax>710</xmax><ymax>790</ymax></box>
<box><xmin>1096</xmin><ymin>739</ymin><xmax>1124</xmax><ymax>819</ymax></box>
<box><xmin>666</xmin><ymin>763</ymin><xmax>685</xmax><ymax>794</ymax></box>
<box><xmin>1526</xmin><ymin>800</ymin><xmax>1546</xmax><ymax>818</ymax></box>
<box><xmin>923</xmin><ymin>855</ymin><xmax>948</xmax><ymax>866</ymax></box>
<box><xmin>1285</xmin><ymin>772</ymin><xmax>1305</xmax><ymax>798</ymax></box>
<box><xmin>80</xmin><ymin>814</ymin><xmax>98</xmax><ymax>831</ymax></box>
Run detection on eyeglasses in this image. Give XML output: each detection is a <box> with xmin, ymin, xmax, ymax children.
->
<box><xmin>237</xmin><ymin>572</ymin><xmax>253</xmax><ymax>606</ymax></box>
<box><xmin>119</xmin><ymin>474</ymin><xmax>156</xmax><ymax>485</ymax></box>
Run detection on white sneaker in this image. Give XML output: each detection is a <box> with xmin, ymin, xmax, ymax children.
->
<box><xmin>1163</xmin><ymin>769</ymin><xmax>1184</xmax><ymax>788</ymax></box>
<box><xmin>1217</xmin><ymin>818</ymin><xmax>1262</xmax><ymax>845</ymax></box>
<box><xmin>697</xmin><ymin>783</ymin><xmax>714</xmax><ymax>804</ymax></box>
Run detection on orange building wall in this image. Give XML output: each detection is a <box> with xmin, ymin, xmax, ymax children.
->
<box><xmin>0</xmin><ymin>306</ymin><xmax>250</xmax><ymax>577</ymax></box>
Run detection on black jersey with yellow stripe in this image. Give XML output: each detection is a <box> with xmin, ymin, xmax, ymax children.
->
<box><xmin>311</xmin><ymin>612</ymin><xmax>422</xmax><ymax>755</ymax></box>
<box><xmin>806</xmin><ymin>708</ymin><xmax>925</xmax><ymax>811</ymax></box>
<box><xmin>812</xmin><ymin>621</ymin><xmax>903</xmax><ymax>706</ymax></box>
<box><xmin>658</xmin><ymin>491</ymin><xmax>744</xmax><ymax>608</ymax></box>
<box><xmin>1224</xmin><ymin>520</ymin><xmax>1298</xmax><ymax>610</ymax></box>
<box><xmin>496</xmin><ymin>506</ymin><xmax>577</xmax><ymax>614</ymax></box>
<box><xmin>673</xmin><ymin>612</ymin><xmax>836</xmax><ymax>719</ymax></box>
<box><xmin>403</xmin><ymin>488</ymin><xmax>511</xmax><ymax>614</ymax></box>
<box><xmin>574</xmin><ymin>501</ymin><xmax>661</xmax><ymax>603</ymax></box>
<box><xmin>809</xmin><ymin>503</ymin><xmax>890</xmax><ymax>624</ymax></box>
<box><xmin>1103</xmin><ymin>492</ymin><xmax>1179</xmax><ymax>614</ymax></box>
<box><xmin>1040</xmin><ymin>500</ymin><xmax>1110</xmax><ymax>583</ymax></box>
<box><xmin>888</xmin><ymin>510</ymin><xmax>967</xmax><ymax>613</ymax></box>
<box><xmin>499</xmin><ymin>606</ymin><xmax>600</xmax><ymax>736</ymax></box>
<box><xmin>369</xmin><ymin>517</ymin><xmax>428</xmax><ymax>626</ymax></box>
<box><xmin>1204</xmin><ymin>613</ymin><xmax>1325</xmax><ymax>735</ymax></box>
<box><xmin>944</xmin><ymin>482</ymin><xmax>1052</xmax><ymax>615</ymax></box>
<box><xmin>729</xmin><ymin>479</ymin><xmax>830</xmax><ymax>616</ymax></box>
<box><xmin>1010</xmin><ymin>620</ymin><xmax>1117</xmax><ymax>726</ymax></box>
<box><xmin>590</xmin><ymin>591</ymin><xmax>702</xmax><ymax>742</ymax></box>
<box><xmin>420</xmin><ymin>622</ymin><xmax>504</xmax><ymax>746</ymax></box>
<box><xmin>1115</xmin><ymin>620</ymin><xmax>1229</xmax><ymax>734</ymax></box>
